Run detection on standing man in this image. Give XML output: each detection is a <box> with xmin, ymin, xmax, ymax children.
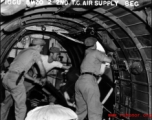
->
<box><xmin>1</xmin><ymin>38</ymin><xmax>46</xmax><ymax>120</ymax></box>
<box><xmin>75</xmin><ymin>37</ymin><xmax>112</xmax><ymax>120</ymax></box>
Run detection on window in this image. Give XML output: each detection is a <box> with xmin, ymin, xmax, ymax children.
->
<box><xmin>96</xmin><ymin>41</ymin><xmax>105</xmax><ymax>53</ymax></box>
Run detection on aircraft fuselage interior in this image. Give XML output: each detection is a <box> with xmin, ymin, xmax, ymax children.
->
<box><xmin>0</xmin><ymin>0</ymin><xmax>152</xmax><ymax>120</ymax></box>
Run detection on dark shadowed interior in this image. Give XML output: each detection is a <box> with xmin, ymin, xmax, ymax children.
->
<box><xmin>0</xmin><ymin>1</ymin><xmax>151</xmax><ymax>120</ymax></box>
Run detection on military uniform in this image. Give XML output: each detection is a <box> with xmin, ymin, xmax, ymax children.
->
<box><xmin>1</xmin><ymin>38</ymin><xmax>45</xmax><ymax>120</ymax></box>
<box><xmin>75</xmin><ymin>37</ymin><xmax>112</xmax><ymax>120</ymax></box>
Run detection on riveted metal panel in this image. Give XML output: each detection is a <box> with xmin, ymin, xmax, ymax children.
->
<box><xmin>133</xmin><ymin>83</ymin><xmax>148</xmax><ymax>92</ymax></box>
<box><xmin>119</xmin><ymin>14</ymin><xmax>141</xmax><ymax>25</ymax></box>
<box><xmin>120</xmin><ymin>38</ymin><xmax>136</xmax><ymax>48</ymax></box>
<box><xmin>123</xmin><ymin>49</ymin><xmax>141</xmax><ymax>59</ymax></box>
<box><xmin>117</xmin><ymin>50</ymin><xmax>126</xmax><ymax>59</ymax></box>
<box><xmin>147</xmin><ymin>72</ymin><xmax>152</xmax><ymax>86</ymax></box>
<box><xmin>96</xmin><ymin>15</ymin><xmax>109</xmax><ymax>21</ymax></box>
<box><xmin>108</xmin><ymin>7</ymin><xmax>129</xmax><ymax>17</ymax></box>
<box><xmin>137</xmin><ymin>35</ymin><xmax>152</xmax><ymax>47</ymax></box>
<box><xmin>131</xmin><ymin>70</ymin><xmax>148</xmax><ymax>84</ymax></box>
<box><xmin>145</xmin><ymin>62</ymin><xmax>152</xmax><ymax>72</ymax></box>
<box><xmin>104</xmin><ymin>20</ymin><xmax>116</xmax><ymax>26</ymax></box>
<box><xmin>110</xmin><ymin>24</ymin><xmax>120</xmax><ymax>29</ymax></box>
<box><xmin>142</xmin><ymin>48</ymin><xmax>152</xmax><ymax>60</ymax></box>
<box><xmin>132</xmin><ymin>100</ymin><xmax>149</xmax><ymax>113</ymax></box>
<box><xmin>128</xmin><ymin>23</ymin><xmax>149</xmax><ymax>35</ymax></box>
<box><xmin>101</xmin><ymin>5</ymin><xmax>114</xmax><ymax>10</ymax></box>
<box><xmin>112</xmin><ymin>28</ymin><xmax>128</xmax><ymax>38</ymax></box>
<box><xmin>133</xmin><ymin>90</ymin><xmax>149</xmax><ymax>103</ymax></box>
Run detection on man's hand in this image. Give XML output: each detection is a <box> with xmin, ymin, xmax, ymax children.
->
<box><xmin>33</xmin><ymin>78</ymin><xmax>41</xmax><ymax>85</ymax></box>
<box><xmin>97</xmin><ymin>77</ymin><xmax>102</xmax><ymax>84</ymax></box>
<box><xmin>1</xmin><ymin>71</ymin><xmax>6</xmax><ymax>79</ymax></box>
<box><xmin>62</xmin><ymin>65</ymin><xmax>72</xmax><ymax>70</ymax></box>
<box><xmin>40</xmin><ymin>78</ymin><xmax>47</xmax><ymax>86</ymax></box>
<box><xmin>61</xmin><ymin>69</ymin><xmax>69</xmax><ymax>75</ymax></box>
<box><xmin>34</xmin><ymin>78</ymin><xmax>46</xmax><ymax>86</ymax></box>
<box><xmin>33</xmin><ymin>73</ymin><xmax>37</xmax><ymax>78</ymax></box>
<box><xmin>64</xmin><ymin>91</ymin><xmax>76</xmax><ymax>108</ymax></box>
<box><xmin>64</xmin><ymin>91</ymin><xmax>70</xmax><ymax>101</ymax></box>
<box><xmin>60</xmin><ymin>82</ymin><xmax>66</xmax><ymax>87</ymax></box>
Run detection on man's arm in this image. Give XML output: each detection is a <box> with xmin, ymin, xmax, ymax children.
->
<box><xmin>97</xmin><ymin>51</ymin><xmax>112</xmax><ymax>63</ymax></box>
<box><xmin>51</xmin><ymin>61</ymin><xmax>71</xmax><ymax>70</ymax></box>
<box><xmin>55</xmin><ymin>62</ymin><xmax>71</xmax><ymax>73</ymax></box>
<box><xmin>36</xmin><ymin>59</ymin><xmax>46</xmax><ymax>77</ymax></box>
<box><xmin>24</xmin><ymin>73</ymin><xmax>43</xmax><ymax>85</ymax></box>
<box><xmin>103</xmin><ymin>55</ymin><xmax>112</xmax><ymax>63</ymax></box>
<box><xmin>61</xmin><ymin>65</ymin><xmax>71</xmax><ymax>70</ymax></box>
<box><xmin>24</xmin><ymin>73</ymin><xmax>37</xmax><ymax>82</ymax></box>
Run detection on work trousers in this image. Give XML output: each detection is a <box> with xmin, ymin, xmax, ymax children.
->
<box><xmin>1</xmin><ymin>72</ymin><xmax>27</xmax><ymax>120</ymax></box>
<box><xmin>75</xmin><ymin>74</ymin><xmax>103</xmax><ymax>120</ymax></box>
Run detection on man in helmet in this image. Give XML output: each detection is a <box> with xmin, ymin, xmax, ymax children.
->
<box><xmin>75</xmin><ymin>37</ymin><xmax>112</xmax><ymax>120</ymax></box>
<box><xmin>1</xmin><ymin>38</ymin><xmax>46</xmax><ymax>120</ymax></box>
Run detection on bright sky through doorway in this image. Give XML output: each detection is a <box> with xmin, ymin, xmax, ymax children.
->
<box><xmin>96</xmin><ymin>41</ymin><xmax>105</xmax><ymax>53</ymax></box>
